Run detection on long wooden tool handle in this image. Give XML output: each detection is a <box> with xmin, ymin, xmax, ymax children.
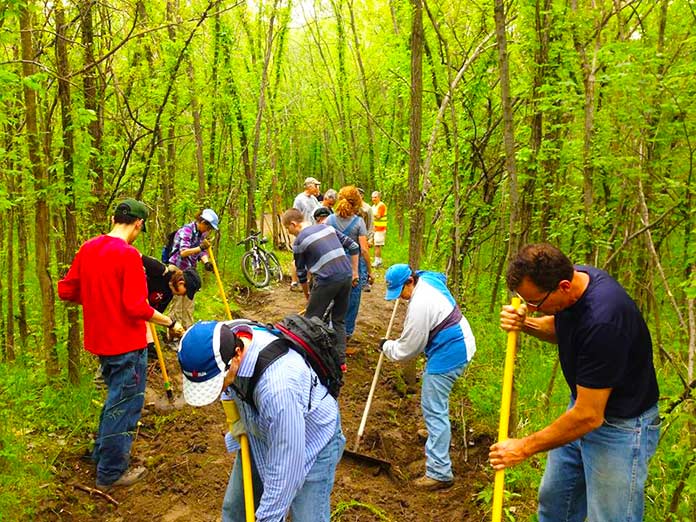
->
<box><xmin>353</xmin><ymin>298</ymin><xmax>400</xmax><ymax>452</ymax></box>
<box><xmin>210</xmin><ymin>242</ymin><xmax>254</xmax><ymax>521</ymax></box>
<box><xmin>223</xmin><ymin>401</ymin><xmax>255</xmax><ymax>521</ymax></box>
<box><xmin>206</xmin><ymin>246</ymin><xmax>233</xmax><ymax>322</ymax></box>
<box><xmin>149</xmin><ymin>323</ymin><xmax>172</xmax><ymax>399</ymax></box>
<box><xmin>492</xmin><ymin>296</ymin><xmax>521</xmax><ymax>522</ymax></box>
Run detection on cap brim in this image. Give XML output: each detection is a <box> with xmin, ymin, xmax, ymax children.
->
<box><xmin>182</xmin><ymin>372</ymin><xmax>224</xmax><ymax>407</ymax></box>
<box><xmin>385</xmin><ymin>285</ymin><xmax>403</xmax><ymax>301</ymax></box>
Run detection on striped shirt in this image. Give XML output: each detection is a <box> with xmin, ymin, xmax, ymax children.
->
<box><xmin>168</xmin><ymin>222</ymin><xmax>208</xmax><ymax>270</ymax></box>
<box><xmin>292</xmin><ymin>224</ymin><xmax>358</xmax><ymax>285</ymax></box>
<box><xmin>222</xmin><ymin>327</ymin><xmax>339</xmax><ymax>522</ymax></box>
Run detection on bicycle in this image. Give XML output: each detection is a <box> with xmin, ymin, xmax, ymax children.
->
<box><xmin>238</xmin><ymin>231</ymin><xmax>284</xmax><ymax>288</ymax></box>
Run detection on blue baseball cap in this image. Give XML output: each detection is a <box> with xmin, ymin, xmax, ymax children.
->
<box><xmin>385</xmin><ymin>264</ymin><xmax>413</xmax><ymax>301</ymax></box>
<box><xmin>177</xmin><ymin>320</ymin><xmax>253</xmax><ymax>406</ymax></box>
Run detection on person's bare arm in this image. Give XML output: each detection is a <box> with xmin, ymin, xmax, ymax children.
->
<box><xmin>489</xmin><ymin>385</ymin><xmax>611</xmax><ymax>469</ymax></box>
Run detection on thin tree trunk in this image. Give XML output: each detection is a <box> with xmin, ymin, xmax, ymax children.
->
<box><xmin>249</xmin><ymin>0</ymin><xmax>281</xmax><ymax>233</ymax></box>
<box><xmin>494</xmin><ymin>0</ymin><xmax>520</xmax><ymax>261</ymax></box>
<box><xmin>402</xmin><ymin>0</ymin><xmax>425</xmax><ymax>390</ymax></box>
<box><xmin>347</xmin><ymin>0</ymin><xmax>375</xmax><ymax>179</ymax></box>
<box><xmin>80</xmin><ymin>0</ymin><xmax>106</xmax><ymax>226</ymax></box>
<box><xmin>56</xmin><ymin>1</ymin><xmax>81</xmax><ymax>383</ymax></box>
<box><xmin>20</xmin><ymin>3</ymin><xmax>59</xmax><ymax>376</ymax></box>
<box><xmin>187</xmin><ymin>57</ymin><xmax>207</xmax><ymax>199</ymax></box>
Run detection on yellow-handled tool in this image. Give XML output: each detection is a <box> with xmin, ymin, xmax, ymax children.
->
<box><xmin>149</xmin><ymin>323</ymin><xmax>173</xmax><ymax>400</ymax></box>
<box><xmin>207</xmin><ymin>245</ymin><xmax>255</xmax><ymax>522</ymax></box>
<box><xmin>492</xmin><ymin>296</ymin><xmax>521</xmax><ymax>522</ymax></box>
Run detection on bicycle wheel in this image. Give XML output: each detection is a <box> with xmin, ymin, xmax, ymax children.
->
<box><xmin>241</xmin><ymin>250</ymin><xmax>270</xmax><ymax>288</ymax></box>
<box><xmin>265</xmin><ymin>251</ymin><xmax>284</xmax><ymax>283</ymax></box>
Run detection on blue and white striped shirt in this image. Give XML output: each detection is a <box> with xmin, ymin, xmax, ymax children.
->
<box><xmin>292</xmin><ymin>224</ymin><xmax>358</xmax><ymax>285</ymax></box>
<box><xmin>222</xmin><ymin>327</ymin><xmax>339</xmax><ymax>521</ymax></box>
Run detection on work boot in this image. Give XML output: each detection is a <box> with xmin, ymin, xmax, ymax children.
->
<box><xmin>417</xmin><ymin>428</ymin><xmax>428</xmax><ymax>443</ymax></box>
<box><xmin>413</xmin><ymin>475</ymin><xmax>453</xmax><ymax>491</ymax></box>
<box><xmin>96</xmin><ymin>466</ymin><xmax>147</xmax><ymax>490</ymax></box>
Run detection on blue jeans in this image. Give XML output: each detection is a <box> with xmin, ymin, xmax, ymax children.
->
<box><xmin>538</xmin><ymin>402</ymin><xmax>660</xmax><ymax>522</ymax></box>
<box><xmin>345</xmin><ymin>258</ymin><xmax>368</xmax><ymax>337</ymax></box>
<box><xmin>222</xmin><ymin>422</ymin><xmax>345</xmax><ymax>521</ymax></box>
<box><xmin>93</xmin><ymin>349</ymin><xmax>147</xmax><ymax>484</ymax></box>
<box><xmin>421</xmin><ymin>364</ymin><xmax>466</xmax><ymax>482</ymax></box>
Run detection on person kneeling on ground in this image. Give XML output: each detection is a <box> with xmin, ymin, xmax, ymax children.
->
<box><xmin>379</xmin><ymin>264</ymin><xmax>476</xmax><ymax>491</ymax></box>
<box><xmin>177</xmin><ymin>320</ymin><xmax>345</xmax><ymax>522</ymax></box>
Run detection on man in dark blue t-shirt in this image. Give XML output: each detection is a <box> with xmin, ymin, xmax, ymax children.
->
<box><xmin>489</xmin><ymin>243</ymin><xmax>660</xmax><ymax>522</ymax></box>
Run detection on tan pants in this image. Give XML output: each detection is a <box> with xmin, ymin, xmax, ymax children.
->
<box><xmin>170</xmin><ymin>294</ymin><xmax>195</xmax><ymax>329</ymax></box>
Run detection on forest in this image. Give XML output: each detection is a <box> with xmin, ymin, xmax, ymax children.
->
<box><xmin>1</xmin><ymin>0</ymin><xmax>695</xmax><ymax>520</ymax></box>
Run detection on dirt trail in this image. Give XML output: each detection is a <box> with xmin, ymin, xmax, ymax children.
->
<box><xmin>48</xmin><ymin>276</ymin><xmax>493</xmax><ymax>521</ymax></box>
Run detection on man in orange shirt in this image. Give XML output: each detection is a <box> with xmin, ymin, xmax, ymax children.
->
<box><xmin>58</xmin><ymin>199</ymin><xmax>178</xmax><ymax>490</ymax></box>
<box><xmin>371</xmin><ymin>191</ymin><xmax>387</xmax><ymax>268</ymax></box>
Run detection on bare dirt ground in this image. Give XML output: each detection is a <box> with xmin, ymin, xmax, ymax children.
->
<box><xmin>46</xmin><ymin>275</ymin><xmax>494</xmax><ymax>521</ymax></box>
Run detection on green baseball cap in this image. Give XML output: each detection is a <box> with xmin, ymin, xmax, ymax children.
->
<box><xmin>115</xmin><ymin>198</ymin><xmax>149</xmax><ymax>231</ymax></box>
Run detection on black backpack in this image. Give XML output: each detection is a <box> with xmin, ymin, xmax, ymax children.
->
<box><xmin>161</xmin><ymin>230</ymin><xmax>178</xmax><ymax>263</ymax></box>
<box><xmin>231</xmin><ymin>314</ymin><xmax>344</xmax><ymax>410</ymax></box>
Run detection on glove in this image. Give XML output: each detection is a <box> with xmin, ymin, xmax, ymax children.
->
<box><xmin>165</xmin><ymin>264</ymin><xmax>178</xmax><ymax>274</ymax></box>
<box><xmin>378</xmin><ymin>338</ymin><xmax>388</xmax><ymax>351</ymax></box>
<box><xmin>168</xmin><ymin>320</ymin><xmax>185</xmax><ymax>338</ymax></box>
<box><xmin>199</xmin><ymin>238</ymin><xmax>211</xmax><ymax>251</ymax></box>
<box><xmin>204</xmin><ymin>261</ymin><xmax>214</xmax><ymax>272</ymax></box>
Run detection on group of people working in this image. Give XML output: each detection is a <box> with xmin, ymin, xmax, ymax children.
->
<box><xmin>58</xmin><ymin>194</ymin><xmax>661</xmax><ymax>522</ymax></box>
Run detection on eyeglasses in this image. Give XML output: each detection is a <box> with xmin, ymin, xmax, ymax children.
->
<box><xmin>523</xmin><ymin>288</ymin><xmax>554</xmax><ymax>309</ymax></box>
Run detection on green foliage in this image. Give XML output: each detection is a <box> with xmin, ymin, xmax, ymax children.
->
<box><xmin>0</xmin><ymin>361</ymin><xmax>100</xmax><ymax>520</ymax></box>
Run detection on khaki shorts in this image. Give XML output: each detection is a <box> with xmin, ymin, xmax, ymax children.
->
<box><xmin>373</xmin><ymin>230</ymin><xmax>386</xmax><ymax>246</ymax></box>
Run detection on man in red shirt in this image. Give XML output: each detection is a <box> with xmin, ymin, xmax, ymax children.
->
<box><xmin>58</xmin><ymin>199</ymin><xmax>178</xmax><ymax>489</ymax></box>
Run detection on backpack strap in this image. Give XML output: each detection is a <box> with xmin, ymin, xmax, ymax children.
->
<box><xmin>342</xmin><ymin>216</ymin><xmax>360</xmax><ymax>238</ymax></box>
<box><xmin>231</xmin><ymin>338</ymin><xmax>289</xmax><ymax>410</ymax></box>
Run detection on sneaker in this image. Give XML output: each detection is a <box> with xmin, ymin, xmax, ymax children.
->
<box><xmin>413</xmin><ymin>475</ymin><xmax>453</xmax><ymax>491</ymax></box>
<box><xmin>96</xmin><ymin>466</ymin><xmax>147</xmax><ymax>490</ymax></box>
<box><xmin>372</xmin><ymin>259</ymin><xmax>382</xmax><ymax>268</ymax></box>
<box><xmin>363</xmin><ymin>283</ymin><xmax>372</xmax><ymax>293</ymax></box>
<box><xmin>290</xmin><ymin>282</ymin><xmax>301</xmax><ymax>292</ymax></box>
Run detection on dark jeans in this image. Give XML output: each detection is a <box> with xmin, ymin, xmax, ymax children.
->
<box><xmin>306</xmin><ymin>277</ymin><xmax>352</xmax><ymax>365</ymax></box>
<box><xmin>345</xmin><ymin>258</ymin><xmax>368</xmax><ymax>336</ymax></box>
<box><xmin>92</xmin><ymin>348</ymin><xmax>147</xmax><ymax>484</ymax></box>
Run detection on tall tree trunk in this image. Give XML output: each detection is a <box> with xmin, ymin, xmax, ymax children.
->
<box><xmin>56</xmin><ymin>2</ymin><xmax>82</xmax><ymax>383</ymax></box>
<box><xmin>494</xmin><ymin>0</ymin><xmax>520</xmax><ymax>260</ymax></box>
<box><xmin>347</xmin><ymin>0</ymin><xmax>375</xmax><ymax>179</ymax></box>
<box><xmin>494</xmin><ymin>0</ymin><xmax>520</xmax><ymax>436</ymax></box>
<box><xmin>5</xmin><ymin>175</ymin><xmax>16</xmax><ymax>362</ymax></box>
<box><xmin>208</xmin><ymin>12</ymin><xmax>222</xmax><ymax>180</ymax></box>
<box><xmin>80</xmin><ymin>0</ymin><xmax>106</xmax><ymax>227</ymax></box>
<box><xmin>407</xmin><ymin>0</ymin><xmax>424</xmax><ymax>269</ymax></box>
<box><xmin>20</xmin><ymin>3</ymin><xmax>59</xmax><ymax>377</ymax></box>
<box><xmin>187</xmin><ymin>57</ymin><xmax>207</xmax><ymax>199</ymax></box>
<box><xmin>401</xmin><ymin>0</ymin><xmax>425</xmax><ymax>390</ymax></box>
<box><xmin>249</xmin><ymin>0</ymin><xmax>281</xmax><ymax>233</ymax></box>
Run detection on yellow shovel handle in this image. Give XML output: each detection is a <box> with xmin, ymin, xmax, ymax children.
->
<box><xmin>206</xmin><ymin>246</ymin><xmax>233</xmax><ymax>322</ymax></box>
<box><xmin>149</xmin><ymin>323</ymin><xmax>171</xmax><ymax>392</ymax></box>
<box><xmin>223</xmin><ymin>401</ymin><xmax>255</xmax><ymax>521</ymax></box>
<box><xmin>211</xmin><ymin>242</ymin><xmax>254</xmax><ymax>521</ymax></box>
<box><xmin>492</xmin><ymin>296</ymin><xmax>521</xmax><ymax>522</ymax></box>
